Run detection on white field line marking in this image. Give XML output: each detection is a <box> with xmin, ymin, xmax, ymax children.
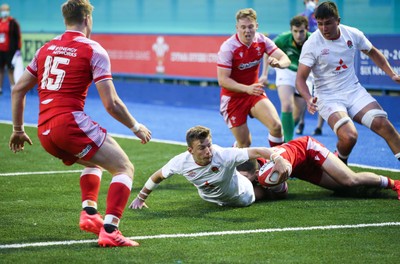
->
<box><xmin>1</xmin><ymin>222</ymin><xmax>399</xmax><ymax>249</ymax></box>
<box><xmin>0</xmin><ymin>170</ymin><xmax>82</xmax><ymax>177</ymax></box>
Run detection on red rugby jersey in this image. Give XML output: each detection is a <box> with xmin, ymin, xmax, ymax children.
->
<box><xmin>27</xmin><ymin>30</ymin><xmax>112</xmax><ymax>125</ymax></box>
<box><xmin>217</xmin><ymin>32</ymin><xmax>277</xmax><ymax>97</ymax></box>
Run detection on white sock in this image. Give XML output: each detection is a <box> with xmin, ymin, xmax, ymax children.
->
<box><xmin>379</xmin><ymin>176</ymin><xmax>388</xmax><ymax>188</ymax></box>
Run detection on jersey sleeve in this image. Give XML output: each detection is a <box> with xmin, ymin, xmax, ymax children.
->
<box><xmin>88</xmin><ymin>41</ymin><xmax>113</xmax><ymax>83</ymax></box>
<box><xmin>262</xmin><ymin>34</ymin><xmax>278</xmax><ymax>56</ymax></box>
<box><xmin>217</xmin><ymin>40</ymin><xmax>233</xmax><ymax>69</ymax></box>
<box><xmin>161</xmin><ymin>153</ymin><xmax>186</xmax><ymax>178</ymax></box>
<box><xmin>299</xmin><ymin>38</ymin><xmax>315</xmax><ymax>68</ymax></box>
<box><xmin>26</xmin><ymin>47</ymin><xmax>42</xmax><ymax>78</ymax></box>
<box><xmin>217</xmin><ymin>145</ymin><xmax>249</xmax><ymax>168</ymax></box>
<box><xmin>353</xmin><ymin>27</ymin><xmax>373</xmax><ymax>52</ymax></box>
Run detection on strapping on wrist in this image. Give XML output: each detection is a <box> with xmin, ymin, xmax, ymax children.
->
<box><xmin>130</xmin><ymin>122</ymin><xmax>141</xmax><ymax>133</ymax></box>
<box><xmin>13</xmin><ymin>125</ymin><xmax>24</xmax><ymax>133</ymax></box>
<box><xmin>145</xmin><ymin>178</ymin><xmax>159</xmax><ymax>190</ymax></box>
<box><xmin>271</xmin><ymin>153</ymin><xmax>282</xmax><ymax>163</ymax></box>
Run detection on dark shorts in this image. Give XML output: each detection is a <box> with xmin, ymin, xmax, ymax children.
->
<box><xmin>0</xmin><ymin>50</ymin><xmax>15</xmax><ymax>69</ymax></box>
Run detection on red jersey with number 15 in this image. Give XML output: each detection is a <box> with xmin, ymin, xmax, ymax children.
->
<box><xmin>27</xmin><ymin>30</ymin><xmax>112</xmax><ymax>126</ymax></box>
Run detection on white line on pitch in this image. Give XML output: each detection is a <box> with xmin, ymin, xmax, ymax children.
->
<box><xmin>1</xmin><ymin>222</ymin><xmax>399</xmax><ymax>249</ymax></box>
<box><xmin>0</xmin><ymin>170</ymin><xmax>82</xmax><ymax>177</ymax></box>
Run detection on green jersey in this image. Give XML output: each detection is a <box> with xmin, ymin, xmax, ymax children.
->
<box><xmin>273</xmin><ymin>31</ymin><xmax>311</xmax><ymax>72</ymax></box>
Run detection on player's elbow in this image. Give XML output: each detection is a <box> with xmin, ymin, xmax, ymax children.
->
<box><xmin>103</xmin><ymin>100</ymin><xmax>121</xmax><ymax>115</ymax></box>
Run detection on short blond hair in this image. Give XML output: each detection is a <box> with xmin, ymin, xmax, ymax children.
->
<box><xmin>185</xmin><ymin>126</ymin><xmax>211</xmax><ymax>148</ymax></box>
<box><xmin>236</xmin><ymin>8</ymin><xmax>257</xmax><ymax>22</ymax></box>
<box><xmin>62</xmin><ymin>0</ymin><xmax>94</xmax><ymax>26</ymax></box>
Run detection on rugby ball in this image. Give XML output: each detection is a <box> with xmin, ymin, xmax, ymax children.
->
<box><xmin>258</xmin><ymin>160</ymin><xmax>281</xmax><ymax>187</ymax></box>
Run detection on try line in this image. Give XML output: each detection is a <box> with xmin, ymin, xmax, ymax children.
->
<box><xmin>1</xmin><ymin>222</ymin><xmax>399</xmax><ymax>249</ymax></box>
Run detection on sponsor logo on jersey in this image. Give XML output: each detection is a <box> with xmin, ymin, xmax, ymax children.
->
<box><xmin>335</xmin><ymin>59</ymin><xmax>348</xmax><ymax>71</ymax></box>
<box><xmin>76</xmin><ymin>144</ymin><xmax>92</xmax><ymax>158</ymax></box>
<box><xmin>238</xmin><ymin>59</ymin><xmax>260</xmax><ymax>70</ymax></box>
<box><xmin>49</xmin><ymin>46</ymin><xmax>78</xmax><ymax>57</ymax></box>
<box><xmin>321</xmin><ymin>48</ymin><xmax>329</xmax><ymax>56</ymax></box>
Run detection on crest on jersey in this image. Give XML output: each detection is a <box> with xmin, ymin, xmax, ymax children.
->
<box><xmin>211</xmin><ymin>166</ymin><xmax>220</xmax><ymax>173</ymax></box>
<box><xmin>347</xmin><ymin>40</ymin><xmax>353</xmax><ymax>49</ymax></box>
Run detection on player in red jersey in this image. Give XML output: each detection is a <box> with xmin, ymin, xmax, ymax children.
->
<box><xmin>8</xmin><ymin>0</ymin><xmax>151</xmax><ymax>247</ymax></box>
<box><xmin>243</xmin><ymin>136</ymin><xmax>400</xmax><ymax>199</ymax></box>
<box><xmin>217</xmin><ymin>8</ymin><xmax>291</xmax><ymax>148</ymax></box>
<box><xmin>0</xmin><ymin>3</ymin><xmax>21</xmax><ymax>94</ymax></box>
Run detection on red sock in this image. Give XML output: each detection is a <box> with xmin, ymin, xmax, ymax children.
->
<box><xmin>387</xmin><ymin>177</ymin><xmax>395</xmax><ymax>189</ymax></box>
<box><xmin>106</xmin><ymin>174</ymin><xmax>132</xmax><ymax>218</ymax></box>
<box><xmin>80</xmin><ymin>167</ymin><xmax>102</xmax><ymax>203</ymax></box>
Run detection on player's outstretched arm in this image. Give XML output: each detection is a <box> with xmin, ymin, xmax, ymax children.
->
<box><xmin>9</xmin><ymin>129</ymin><xmax>33</xmax><ymax>153</ymax></box>
<box><xmin>129</xmin><ymin>169</ymin><xmax>165</xmax><ymax>209</ymax></box>
<box><xmin>296</xmin><ymin>63</ymin><xmax>317</xmax><ymax>114</ymax></box>
<box><xmin>96</xmin><ymin>80</ymin><xmax>152</xmax><ymax>144</ymax></box>
<box><xmin>10</xmin><ymin>70</ymin><xmax>37</xmax><ymax>153</ymax></box>
<box><xmin>364</xmin><ymin>47</ymin><xmax>400</xmax><ymax>84</ymax></box>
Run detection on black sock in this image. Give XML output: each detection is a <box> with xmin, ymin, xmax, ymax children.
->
<box><xmin>83</xmin><ymin>207</ymin><xmax>97</xmax><ymax>215</ymax></box>
<box><xmin>104</xmin><ymin>224</ymin><xmax>117</xmax><ymax>233</ymax></box>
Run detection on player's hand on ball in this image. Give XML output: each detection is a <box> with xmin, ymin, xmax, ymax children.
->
<box><xmin>129</xmin><ymin>197</ymin><xmax>148</xmax><ymax>209</ymax></box>
<box><xmin>258</xmin><ymin>158</ymin><xmax>292</xmax><ymax>187</ymax></box>
<box><xmin>273</xmin><ymin>157</ymin><xmax>292</xmax><ymax>181</ymax></box>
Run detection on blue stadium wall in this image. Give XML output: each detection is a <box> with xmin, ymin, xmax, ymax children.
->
<box><xmin>11</xmin><ymin>0</ymin><xmax>400</xmax><ymax>35</ymax></box>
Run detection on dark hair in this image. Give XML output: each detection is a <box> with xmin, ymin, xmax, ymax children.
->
<box><xmin>315</xmin><ymin>1</ymin><xmax>339</xmax><ymax>20</ymax></box>
<box><xmin>290</xmin><ymin>15</ymin><xmax>309</xmax><ymax>29</ymax></box>
<box><xmin>186</xmin><ymin>126</ymin><xmax>211</xmax><ymax>147</ymax></box>
<box><xmin>62</xmin><ymin>0</ymin><xmax>93</xmax><ymax>26</ymax></box>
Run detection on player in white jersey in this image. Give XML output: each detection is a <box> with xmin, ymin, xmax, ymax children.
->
<box><xmin>296</xmin><ymin>1</ymin><xmax>400</xmax><ymax>164</ymax></box>
<box><xmin>129</xmin><ymin>126</ymin><xmax>289</xmax><ymax>209</ymax></box>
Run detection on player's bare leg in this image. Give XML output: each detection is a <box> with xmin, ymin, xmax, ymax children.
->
<box><xmin>251</xmin><ymin>98</ymin><xmax>284</xmax><ymax>146</ymax></box>
<box><xmin>294</xmin><ymin>94</ymin><xmax>307</xmax><ymax>135</ymax></box>
<box><xmin>323</xmin><ymin>153</ymin><xmax>400</xmax><ymax>199</ymax></box>
<box><xmin>353</xmin><ymin>102</ymin><xmax>400</xmax><ymax>162</ymax></box>
<box><xmin>328</xmin><ymin>112</ymin><xmax>357</xmax><ymax>164</ymax></box>
<box><xmin>231</xmin><ymin>124</ymin><xmax>251</xmax><ymax>147</ymax></box>
<box><xmin>87</xmin><ymin>135</ymin><xmax>140</xmax><ymax>247</ymax></box>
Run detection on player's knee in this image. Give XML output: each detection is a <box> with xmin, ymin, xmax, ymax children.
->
<box><xmin>281</xmin><ymin>102</ymin><xmax>293</xmax><ymax>112</ymax></box>
<box><xmin>338</xmin><ymin>131</ymin><xmax>358</xmax><ymax>146</ymax></box>
<box><xmin>116</xmin><ymin>160</ymin><xmax>134</xmax><ymax>178</ymax></box>
<box><xmin>126</xmin><ymin>162</ymin><xmax>134</xmax><ymax>178</ymax></box>
<box><xmin>333</xmin><ymin>116</ymin><xmax>352</xmax><ymax>134</ymax></box>
<box><xmin>269</xmin><ymin>121</ymin><xmax>282</xmax><ymax>134</ymax></box>
<box><xmin>361</xmin><ymin>109</ymin><xmax>387</xmax><ymax>129</ymax></box>
<box><xmin>237</xmin><ymin>138</ymin><xmax>251</xmax><ymax>148</ymax></box>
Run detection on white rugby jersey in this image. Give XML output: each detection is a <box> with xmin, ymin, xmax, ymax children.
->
<box><xmin>299</xmin><ymin>24</ymin><xmax>372</xmax><ymax>95</ymax></box>
<box><xmin>161</xmin><ymin>145</ymin><xmax>249</xmax><ymax>204</ymax></box>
